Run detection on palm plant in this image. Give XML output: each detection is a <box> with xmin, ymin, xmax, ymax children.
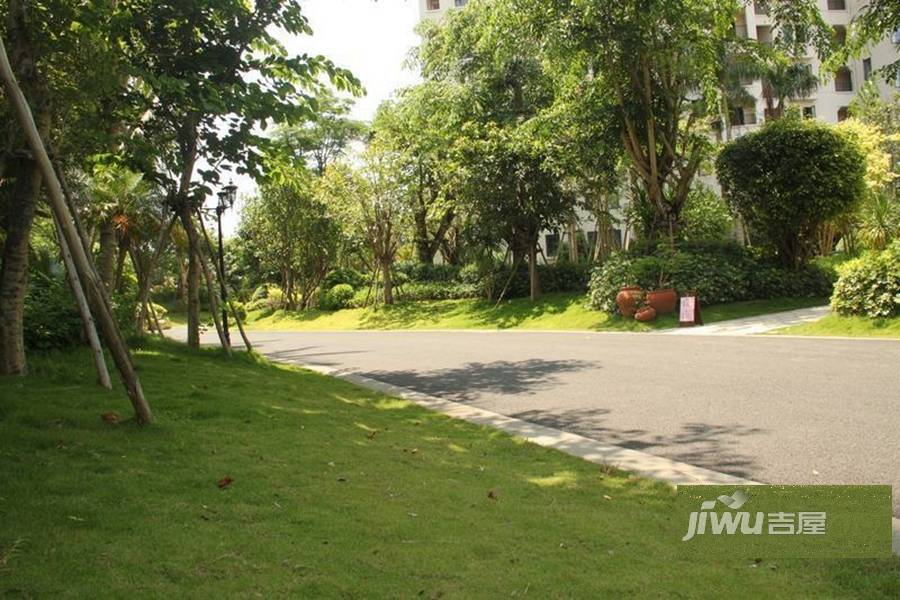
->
<box><xmin>760</xmin><ymin>60</ymin><xmax>819</xmax><ymax>119</ymax></box>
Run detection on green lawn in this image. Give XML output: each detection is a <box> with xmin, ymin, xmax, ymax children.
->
<box><xmin>239</xmin><ymin>293</ymin><xmax>828</xmax><ymax>332</ymax></box>
<box><xmin>773</xmin><ymin>313</ymin><xmax>900</xmax><ymax>339</ymax></box>
<box><xmin>1</xmin><ymin>341</ymin><xmax>897</xmax><ymax>597</ymax></box>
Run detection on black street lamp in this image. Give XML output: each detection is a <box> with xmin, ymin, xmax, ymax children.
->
<box><xmin>217</xmin><ymin>181</ymin><xmax>237</xmax><ymax>344</ymax></box>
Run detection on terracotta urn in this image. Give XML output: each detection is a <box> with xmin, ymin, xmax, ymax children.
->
<box><xmin>635</xmin><ymin>306</ymin><xmax>658</xmax><ymax>323</ymax></box>
<box><xmin>615</xmin><ymin>286</ymin><xmax>643</xmax><ymax>317</ymax></box>
<box><xmin>646</xmin><ymin>288</ymin><xmax>678</xmax><ymax>315</ymax></box>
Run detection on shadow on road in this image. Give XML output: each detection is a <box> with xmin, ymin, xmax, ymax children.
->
<box><xmin>512</xmin><ymin>407</ymin><xmax>764</xmax><ymax>478</ymax></box>
<box><xmin>362</xmin><ymin>358</ymin><xmax>600</xmax><ymax>402</ymax></box>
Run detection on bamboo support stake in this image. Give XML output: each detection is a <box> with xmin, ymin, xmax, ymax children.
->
<box><xmin>52</xmin><ymin>211</ymin><xmax>112</xmax><ymax>389</ymax></box>
<box><xmin>0</xmin><ymin>35</ymin><xmax>152</xmax><ymax>424</ymax></box>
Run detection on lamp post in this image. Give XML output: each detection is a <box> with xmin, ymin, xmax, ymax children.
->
<box><xmin>217</xmin><ymin>182</ymin><xmax>237</xmax><ymax>344</ymax></box>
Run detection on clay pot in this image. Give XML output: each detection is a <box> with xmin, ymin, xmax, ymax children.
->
<box><xmin>616</xmin><ymin>286</ymin><xmax>643</xmax><ymax>317</ymax></box>
<box><xmin>646</xmin><ymin>288</ymin><xmax>678</xmax><ymax>315</ymax></box>
<box><xmin>635</xmin><ymin>306</ymin><xmax>658</xmax><ymax>323</ymax></box>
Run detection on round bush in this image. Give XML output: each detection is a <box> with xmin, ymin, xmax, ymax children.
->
<box><xmin>717</xmin><ymin>116</ymin><xmax>866</xmax><ymax>268</ymax></box>
<box><xmin>830</xmin><ymin>242</ymin><xmax>900</xmax><ymax>318</ymax></box>
<box><xmin>321</xmin><ymin>284</ymin><xmax>356</xmax><ymax>311</ymax></box>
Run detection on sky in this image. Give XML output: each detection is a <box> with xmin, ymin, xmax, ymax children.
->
<box><xmin>211</xmin><ymin>0</ymin><xmax>423</xmax><ymax>236</ymax></box>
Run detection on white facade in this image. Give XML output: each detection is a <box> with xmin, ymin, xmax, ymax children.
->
<box><xmin>419</xmin><ymin>0</ymin><xmax>467</xmax><ymax>21</ymax></box>
<box><xmin>730</xmin><ymin>0</ymin><xmax>899</xmax><ymax>139</ymax></box>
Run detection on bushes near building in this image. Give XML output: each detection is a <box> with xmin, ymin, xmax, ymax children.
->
<box><xmin>830</xmin><ymin>241</ymin><xmax>900</xmax><ymax>318</ymax></box>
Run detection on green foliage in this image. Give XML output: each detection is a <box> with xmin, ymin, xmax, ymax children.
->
<box><xmin>717</xmin><ymin>116</ymin><xmax>867</xmax><ymax>267</ymax></box>
<box><xmin>831</xmin><ymin>242</ymin><xmax>900</xmax><ymax>318</ymax></box>
<box><xmin>121</xmin><ymin>0</ymin><xmax>361</xmax><ymax>194</ymax></box>
<box><xmin>240</xmin><ymin>176</ymin><xmax>340</xmax><ymax>310</ymax></box>
<box><xmin>323</xmin><ymin>268</ymin><xmax>368</xmax><ymax>290</ymax></box>
<box><xmin>23</xmin><ymin>275</ymin><xmax>83</xmax><ymax>352</ymax></box>
<box><xmin>589</xmin><ymin>243</ymin><xmax>833</xmax><ymax>314</ymax></box>
<box><xmin>319</xmin><ymin>284</ymin><xmax>356</xmax><ymax>311</ymax></box>
<box><xmin>419</xmin><ymin>0</ymin><xmax>570</xmax><ymax>293</ymax></box>
<box><xmin>270</xmin><ymin>91</ymin><xmax>367</xmax><ymax>176</ymax></box>
<box><xmin>23</xmin><ymin>272</ymin><xmax>140</xmax><ymax>352</ymax></box>
<box><xmin>394</xmin><ymin>262</ymin><xmax>461</xmax><ymax>283</ymax></box>
<box><xmin>680</xmin><ymin>185</ymin><xmax>735</xmax><ymax>242</ymax></box>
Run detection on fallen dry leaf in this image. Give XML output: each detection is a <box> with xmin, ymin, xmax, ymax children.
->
<box><xmin>603</xmin><ymin>495</ymin><xmax>613</xmax><ymax>501</ymax></box>
<box><xmin>100</xmin><ymin>413</ymin><xmax>120</xmax><ymax>424</ymax></box>
<box><xmin>487</xmin><ymin>490</ymin><xmax>499</xmax><ymax>501</ymax></box>
<box><xmin>366</xmin><ymin>430</ymin><xmax>377</xmax><ymax>440</ymax></box>
<box><xmin>217</xmin><ymin>476</ymin><xmax>234</xmax><ymax>489</ymax></box>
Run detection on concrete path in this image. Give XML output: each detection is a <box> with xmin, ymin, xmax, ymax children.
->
<box><xmin>661</xmin><ymin>305</ymin><xmax>830</xmax><ymax>336</ymax></box>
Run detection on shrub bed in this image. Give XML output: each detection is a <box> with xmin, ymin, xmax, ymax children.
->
<box><xmin>830</xmin><ymin>242</ymin><xmax>900</xmax><ymax>318</ymax></box>
<box><xmin>589</xmin><ymin>242</ymin><xmax>834</xmax><ymax>314</ymax></box>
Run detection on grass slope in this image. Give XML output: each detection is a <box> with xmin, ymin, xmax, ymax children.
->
<box><xmin>1</xmin><ymin>341</ymin><xmax>897</xmax><ymax>597</ymax></box>
<box><xmin>240</xmin><ymin>293</ymin><xmax>827</xmax><ymax>332</ymax></box>
<box><xmin>774</xmin><ymin>314</ymin><xmax>900</xmax><ymax>339</ymax></box>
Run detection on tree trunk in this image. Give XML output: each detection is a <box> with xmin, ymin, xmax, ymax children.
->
<box><xmin>179</xmin><ymin>205</ymin><xmax>201</xmax><ymax>349</ymax></box>
<box><xmin>113</xmin><ymin>237</ymin><xmax>128</xmax><ymax>292</ymax></box>
<box><xmin>175</xmin><ymin>246</ymin><xmax>188</xmax><ymax>308</ymax></box>
<box><xmin>382</xmin><ymin>260</ymin><xmax>394</xmax><ymax>306</ymax></box>
<box><xmin>97</xmin><ymin>218</ymin><xmax>117</xmax><ymax>291</ymax></box>
<box><xmin>0</xmin><ymin>158</ymin><xmax>41</xmax><ymax>375</ymax></box>
<box><xmin>568</xmin><ymin>215</ymin><xmax>579</xmax><ymax>263</ymax></box>
<box><xmin>528</xmin><ymin>243</ymin><xmax>540</xmax><ymax>302</ymax></box>
<box><xmin>134</xmin><ymin>216</ymin><xmax>175</xmax><ymax>335</ymax></box>
<box><xmin>195</xmin><ymin>242</ymin><xmax>231</xmax><ymax>355</ymax></box>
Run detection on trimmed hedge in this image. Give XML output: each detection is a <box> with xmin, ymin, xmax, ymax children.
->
<box><xmin>831</xmin><ymin>242</ymin><xmax>900</xmax><ymax>318</ymax></box>
<box><xmin>589</xmin><ymin>242</ymin><xmax>834</xmax><ymax>314</ymax></box>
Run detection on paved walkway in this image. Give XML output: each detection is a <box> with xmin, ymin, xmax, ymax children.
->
<box><xmin>661</xmin><ymin>305</ymin><xmax>830</xmax><ymax>336</ymax></box>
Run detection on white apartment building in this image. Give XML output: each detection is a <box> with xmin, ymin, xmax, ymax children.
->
<box><xmin>419</xmin><ymin>0</ymin><xmax>468</xmax><ymax>20</ymax></box>
<box><xmin>418</xmin><ymin>0</ymin><xmax>900</xmax><ymax>260</ymax></box>
<box><xmin>730</xmin><ymin>0</ymin><xmax>900</xmax><ymax>138</ymax></box>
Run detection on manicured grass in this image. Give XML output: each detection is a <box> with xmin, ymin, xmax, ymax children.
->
<box><xmin>1</xmin><ymin>341</ymin><xmax>897</xmax><ymax>597</ymax></box>
<box><xmin>241</xmin><ymin>293</ymin><xmax>828</xmax><ymax>332</ymax></box>
<box><xmin>773</xmin><ymin>313</ymin><xmax>900</xmax><ymax>339</ymax></box>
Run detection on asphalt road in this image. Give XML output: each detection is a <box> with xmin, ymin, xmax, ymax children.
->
<box><xmin>184</xmin><ymin>328</ymin><xmax>900</xmax><ymax>515</ymax></box>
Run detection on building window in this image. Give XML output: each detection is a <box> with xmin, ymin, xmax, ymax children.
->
<box><xmin>837</xmin><ymin>106</ymin><xmax>850</xmax><ymax>122</ymax></box>
<box><xmin>802</xmin><ymin>106</ymin><xmax>816</xmax><ymax>119</ymax></box>
<box><xmin>834</xmin><ymin>67</ymin><xmax>853</xmax><ymax>92</ymax></box>
<box><xmin>454</xmin><ymin>0</ymin><xmax>467</xmax><ymax>6</ymax></box>
<box><xmin>827</xmin><ymin>0</ymin><xmax>846</xmax><ymax>10</ymax></box>
<box><xmin>892</xmin><ymin>28</ymin><xmax>900</xmax><ymax>45</ymax></box>
<box><xmin>427</xmin><ymin>0</ymin><xmax>440</xmax><ymax>10</ymax></box>
<box><xmin>863</xmin><ymin>58</ymin><xmax>873</xmax><ymax>81</ymax></box>
<box><xmin>544</xmin><ymin>233</ymin><xmax>560</xmax><ymax>258</ymax></box>
<box><xmin>833</xmin><ymin>26</ymin><xmax>847</xmax><ymax>47</ymax></box>
<box><xmin>754</xmin><ymin>1</ymin><xmax>769</xmax><ymax>16</ymax></box>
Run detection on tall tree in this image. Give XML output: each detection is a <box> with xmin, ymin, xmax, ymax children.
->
<box><xmin>318</xmin><ymin>148</ymin><xmax>411</xmax><ymax>306</ymax></box>
<box><xmin>1</xmin><ymin>0</ymin><xmax>121</xmax><ymax>374</ymax></box>
<box><xmin>371</xmin><ymin>82</ymin><xmax>465</xmax><ymax>265</ymax></box>
<box><xmin>524</xmin><ymin>0</ymin><xmax>738</xmax><ymax>242</ymax></box>
<box><xmin>270</xmin><ymin>91</ymin><xmax>366</xmax><ymax>176</ymax></box>
<box><xmin>120</xmin><ymin>0</ymin><xmax>359</xmax><ymax>348</ymax></box>
<box><xmin>419</xmin><ymin>0</ymin><xmax>570</xmax><ymax>299</ymax></box>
